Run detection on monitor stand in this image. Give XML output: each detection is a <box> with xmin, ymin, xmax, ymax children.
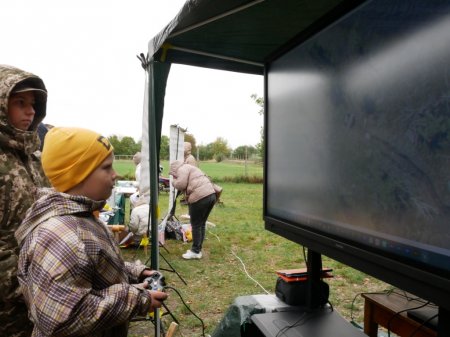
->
<box><xmin>306</xmin><ymin>249</ymin><xmax>325</xmax><ymax>310</ymax></box>
<box><xmin>245</xmin><ymin>249</ymin><xmax>366</xmax><ymax>337</ymax></box>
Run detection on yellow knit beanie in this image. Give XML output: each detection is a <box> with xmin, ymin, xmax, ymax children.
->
<box><xmin>41</xmin><ymin>127</ymin><xmax>113</xmax><ymax>192</ymax></box>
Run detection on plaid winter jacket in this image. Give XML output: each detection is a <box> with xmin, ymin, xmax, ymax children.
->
<box><xmin>15</xmin><ymin>188</ymin><xmax>152</xmax><ymax>337</ymax></box>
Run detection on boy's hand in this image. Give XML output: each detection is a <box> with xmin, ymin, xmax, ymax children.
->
<box><xmin>141</xmin><ymin>269</ymin><xmax>157</xmax><ymax>278</ymax></box>
<box><xmin>148</xmin><ymin>290</ymin><xmax>168</xmax><ymax>310</ymax></box>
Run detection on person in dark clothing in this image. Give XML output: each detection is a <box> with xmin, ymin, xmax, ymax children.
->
<box><xmin>170</xmin><ymin>160</ymin><xmax>218</xmax><ymax>259</ymax></box>
<box><xmin>36</xmin><ymin>123</ymin><xmax>48</xmax><ymax>151</ymax></box>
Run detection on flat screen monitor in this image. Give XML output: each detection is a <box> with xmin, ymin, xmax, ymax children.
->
<box><xmin>264</xmin><ymin>0</ymin><xmax>450</xmax><ymax>311</ymax></box>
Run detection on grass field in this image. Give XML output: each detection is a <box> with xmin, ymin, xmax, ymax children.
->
<box><xmin>113</xmin><ymin>160</ymin><xmax>389</xmax><ymax>337</ymax></box>
<box><xmin>114</xmin><ymin>159</ymin><xmax>264</xmax><ymax>182</ymax></box>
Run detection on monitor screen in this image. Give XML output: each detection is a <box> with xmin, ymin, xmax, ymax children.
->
<box><xmin>265</xmin><ymin>0</ymin><xmax>450</xmax><ymax>309</ymax></box>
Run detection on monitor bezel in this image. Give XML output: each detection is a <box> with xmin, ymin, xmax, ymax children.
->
<box><xmin>262</xmin><ymin>0</ymin><xmax>450</xmax><ymax>310</ymax></box>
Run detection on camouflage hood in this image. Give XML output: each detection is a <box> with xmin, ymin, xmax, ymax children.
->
<box><xmin>0</xmin><ymin>65</ymin><xmax>47</xmax><ymax>154</ymax></box>
<box><xmin>15</xmin><ymin>188</ymin><xmax>106</xmax><ymax>247</ymax></box>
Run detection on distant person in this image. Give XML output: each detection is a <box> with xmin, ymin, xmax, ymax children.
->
<box><xmin>36</xmin><ymin>122</ymin><xmax>48</xmax><ymax>151</ymax></box>
<box><xmin>36</xmin><ymin>123</ymin><xmax>54</xmax><ymax>152</ymax></box>
<box><xmin>123</xmin><ymin>193</ymin><xmax>150</xmax><ymax>246</ymax></box>
<box><xmin>0</xmin><ymin>64</ymin><xmax>50</xmax><ymax>337</ymax></box>
<box><xmin>184</xmin><ymin>142</ymin><xmax>198</xmax><ymax>167</ymax></box>
<box><xmin>130</xmin><ymin>151</ymin><xmax>142</xmax><ymax>206</ymax></box>
<box><xmin>179</xmin><ymin>142</ymin><xmax>198</xmax><ymax>205</ymax></box>
<box><xmin>170</xmin><ymin>160</ymin><xmax>219</xmax><ymax>259</ymax></box>
<box><xmin>133</xmin><ymin>151</ymin><xmax>142</xmax><ymax>185</ymax></box>
<box><xmin>15</xmin><ymin>127</ymin><xmax>167</xmax><ymax>336</ymax></box>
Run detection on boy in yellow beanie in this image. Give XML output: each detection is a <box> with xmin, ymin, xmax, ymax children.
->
<box><xmin>15</xmin><ymin>127</ymin><xmax>167</xmax><ymax>337</ymax></box>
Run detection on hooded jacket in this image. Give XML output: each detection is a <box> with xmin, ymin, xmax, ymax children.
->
<box><xmin>170</xmin><ymin>160</ymin><xmax>215</xmax><ymax>204</ymax></box>
<box><xmin>183</xmin><ymin>142</ymin><xmax>197</xmax><ymax>167</ymax></box>
<box><xmin>0</xmin><ymin>65</ymin><xmax>49</xmax><ymax>247</ymax></box>
<box><xmin>0</xmin><ymin>65</ymin><xmax>50</xmax><ymax>336</ymax></box>
<box><xmin>129</xmin><ymin>194</ymin><xmax>150</xmax><ymax>236</ymax></box>
<box><xmin>15</xmin><ymin>188</ymin><xmax>152</xmax><ymax>337</ymax></box>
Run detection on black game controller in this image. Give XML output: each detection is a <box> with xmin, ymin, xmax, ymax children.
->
<box><xmin>144</xmin><ymin>271</ymin><xmax>166</xmax><ymax>291</ymax></box>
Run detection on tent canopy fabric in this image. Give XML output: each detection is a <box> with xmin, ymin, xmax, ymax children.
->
<box><xmin>145</xmin><ymin>0</ymin><xmax>364</xmax><ymax>154</ymax></box>
<box><xmin>148</xmin><ymin>0</ymin><xmax>363</xmax><ymax>75</ymax></box>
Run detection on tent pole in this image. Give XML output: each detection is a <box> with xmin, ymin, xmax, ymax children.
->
<box><xmin>169</xmin><ymin>0</ymin><xmax>264</xmax><ymax>38</ymax></box>
<box><xmin>147</xmin><ymin>60</ymin><xmax>161</xmax><ymax>337</ymax></box>
<box><xmin>147</xmin><ymin>61</ymin><xmax>160</xmax><ymax>271</ymax></box>
<box><xmin>162</xmin><ymin>44</ymin><xmax>263</xmax><ymax>67</ymax></box>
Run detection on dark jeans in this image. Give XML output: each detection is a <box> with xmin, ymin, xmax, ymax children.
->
<box><xmin>188</xmin><ymin>193</ymin><xmax>216</xmax><ymax>253</ymax></box>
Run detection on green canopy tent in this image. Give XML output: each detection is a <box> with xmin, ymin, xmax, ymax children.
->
<box><xmin>141</xmin><ymin>1</ymin><xmax>363</xmax><ymax>333</ymax></box>
<box><xmin>142</xmin><ymin>0</ymin><xmax>361</xmax><ymax>268</ymax></box>
<box><xmin>139</xmin><ymin>0</ymin><xmax>363</xmax><ymax>336</ymax></box>
<box><xmin>139</xmin><ymin>2</ymin><xmax>450</xmax><ymax>336</ymax></box>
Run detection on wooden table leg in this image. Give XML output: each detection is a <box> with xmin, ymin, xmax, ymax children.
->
<box><xmin>364</xmin><ymin>299</ymin><xmax>379</xmax><ymax>337</ymax></box>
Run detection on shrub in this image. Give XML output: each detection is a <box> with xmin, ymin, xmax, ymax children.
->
<box><xmin>215</xmin><ymin>153</ymin><xmax>225</xmax><ymax>162</ymax></box>
<box><xmin>215</xmin><ymin>175</ymin><xmax>263</xmax><ymax>184</ymax></box>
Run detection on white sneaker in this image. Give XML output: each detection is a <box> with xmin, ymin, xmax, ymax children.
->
<box><xmin>182</xmin><ymin>250</ymin><xmax>202</xmax><ymax>259</ymax></box>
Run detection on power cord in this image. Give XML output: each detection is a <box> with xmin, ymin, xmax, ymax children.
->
<box><xmin>350</xmin><ymin>288</ymin><xmax>395</xmax><ymax>327</ymax></box>
<box><xmin>387</xmin><ymin>300</ymin><xmax>430</xmax><ymax>337</ymax></box>
<box><xmin>230</xmin><ymin>250</ymin><xmax>270</xmax><ymax>294</ymax></box>
<box><xmin>164</xmin><ymin>286</ymin><xmax>207</xmax><ymax>337</ymax></box>
<box><xmin>409</xmin><ymin>313</ymin><xmax>439</xmax><ymax>337</ymax></box>
<box><xmin>208</xmin><ymin>229</ymin><xmax>270</xmax><ymax>294</ymax></box>
<box><xmin>349</xmin><ymin>288</ymin><xmax>438</xmax><ymax>337</ymax></box>
<box><xmin>275</xmin><ymin>311</ymin><xmax>309</xmax><ymax>337</ymax></box>
<box><xmin>274</xmin><ymin>304</ymin><xmax>334</xmax><ymax>337</ymax></box>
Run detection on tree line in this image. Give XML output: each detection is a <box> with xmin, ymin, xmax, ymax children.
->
<box><xmin>108</xmin><ymin>134</ymin><xmax>260</xmax><ymax>162</ymax></box>
<box><xmin>108</xmin><ymin>94</ymin><xmax>264</xmax><ymax>162</ymax></box>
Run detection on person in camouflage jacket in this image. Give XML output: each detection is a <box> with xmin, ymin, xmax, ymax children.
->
<box><xmin>0</xmin><ymin>65</ymin><xmax>50</xmax><ymax>337</ymax></box>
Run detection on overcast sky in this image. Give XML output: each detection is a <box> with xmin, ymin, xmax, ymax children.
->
<box><xmin>1</xmin><ymin>0</ymin><xmax>264</xmax><ymax>149</ymax></box>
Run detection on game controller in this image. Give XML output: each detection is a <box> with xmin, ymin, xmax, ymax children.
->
<box><xmin>144</xmin><ymin>271</ymin><xmax>165</xmax><ymax>291</ymax></box>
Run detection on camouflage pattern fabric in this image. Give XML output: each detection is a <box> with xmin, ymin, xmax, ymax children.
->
<box><xmin>0</xmin><ymin>65</ymin><xmax>49</xmax><ymax>337</ymax></box>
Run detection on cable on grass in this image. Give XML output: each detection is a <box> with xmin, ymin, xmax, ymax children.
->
<box><xmin>165</xmin><ymin>286</ymin><xmax>207</xmax><ymax>337</ymax></box>
<box><xmin>230</xmin><ymin>250</ymin><xmax>270</xmax><ymax>294</ymax></box>
<box><xmin>208</xmin><ymin>229</ymin><xmax>269</xmax><ymax>294</ymax></box>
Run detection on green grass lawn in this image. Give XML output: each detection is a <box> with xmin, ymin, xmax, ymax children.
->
<box><xmin>114</xmin><ymin>159</ymin><xmax>138</xmax><ymax>180</ymax></box>
<box><xmin>114</xmin><ymin>159</ymin><xmax>388</xmax><ymax>336</ymax></box>
<box><xmin>114</xmin><ymin>159</ymin><xmax>263</xmax><ymax>182</ymax></box>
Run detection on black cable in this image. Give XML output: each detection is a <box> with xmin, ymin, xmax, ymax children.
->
<box><xmin>348</xmin><ymin>288</ymin><xmax>437</xmax><ymax>337</ymax></box>
<box><xmin>409</xmin><ymin>313</ymin><xmax>439</xmax><ymax>337</ymax></box>
<box><xmin>164</xmin><ymin>286</ymin><xmax>207</xmax><ymax>337</ymax></box>
<box><xmin>383</xmin><ymin>288</ymin><xmax>439</xmax><ymax>337</ymax></box>
<box><xmin>350</xmin><ymin>289</ymin><xmax>395</xmax><ymax>324</ymax></box>
<box><xmin>275</xmin><ymin>305</ymin><xmax>333</xmax><ymax>337</ymax></box>
<box><xmin>130</xmin><ymin>308</ymin><xmax>167</xmax><ymax>335</ymax></box>
<box><xmin>275</xmin><ymin>311</ymin><xmax>309</xmax><ymax>337</ymax></box>
<box><xmin>391</xmin><ymin>289</ymin><xmax>428</xmax><ymax>303</ymax></box>
<box><xmin>387</xmin><ymin>300</ymin><xmax>430</xmax><ymax>337</ymax></box>
<box><xmin>350</xmin><ymin>293</ymin><xmax>361</xmax><ymax>323</ymax></box>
